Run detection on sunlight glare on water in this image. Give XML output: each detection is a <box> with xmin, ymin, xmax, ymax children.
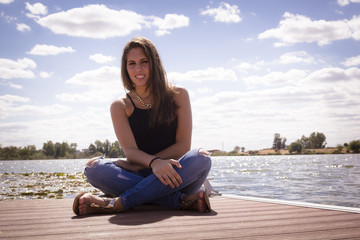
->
<box><xmin>0</xmin><ymin>155</ymin><xmax>359</xmax><ymax>208</ymax></box>
<box><xmin>208</xmin><ymin>154</ymin><xmax>360</xmax><ymax>208</ymax></box>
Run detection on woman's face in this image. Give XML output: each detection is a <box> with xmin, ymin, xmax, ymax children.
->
<box><xmin>126</xmin><ymin>47</ymin><xmax>150</xmax><ymax>89</ymax></box>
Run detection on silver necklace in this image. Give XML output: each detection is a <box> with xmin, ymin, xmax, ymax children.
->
<box><xmin>131</xmin><ymin>91</ymin><xmax>152</xmax><ymax>109</ymax></box>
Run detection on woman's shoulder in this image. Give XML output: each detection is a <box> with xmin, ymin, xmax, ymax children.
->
<box><xmin>172</xmin><ymin>86</ymin><xmax>189</xmax><ymax>97</ymax></box>
<box><xmin>170</xmin><ymin>86</ymin><xmax>190</xmax><ymax>110</ymax></box>
<box><xmin>110</xmin><ymin>94</ymin><xmax>133</xmax><ymax>113</ymax></box>
<box><xmin>172</xmin><ymin>86</ymin><xmax>189</xmax><ymax>101</ymax></box>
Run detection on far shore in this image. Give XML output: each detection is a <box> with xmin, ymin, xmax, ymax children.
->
<box><xmin>0</xmin><ymin>147</ymin><xmax>358</xmax><ymax>161</ymax></box>
<box><xmin>258</xmin><ymin>147</ymin><xmax>346</xmax><ymax>155</ymax></box>
<box><xmin>211</xmin><ymin>147</ymin><xmax>355</xmax><ymax>156</ymax></box>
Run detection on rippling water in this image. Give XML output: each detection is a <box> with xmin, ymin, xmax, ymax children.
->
<box><xmin>1</xmin><ymin>154</ymin><xmax>359</xmax><ymax>208</ymax></box>
<box><xmin>208</xmin><ymin>154</ymin><xmax>360</xmax><ymax>208</ymax></box>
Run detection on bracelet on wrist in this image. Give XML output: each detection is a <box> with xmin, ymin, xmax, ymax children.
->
<box><xmin>149</xmin><ymin>156</ymin><xmax>162</xmax><ymax>168</ymax></box>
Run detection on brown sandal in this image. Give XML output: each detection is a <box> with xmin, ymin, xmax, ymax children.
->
<box><xmin>72</xmin><ymin>192</ymin><xmax>122</xmax><ymax>216</ymax></box>
<box><xmin>179</xmin><ymin>190</ymin><xmax>211</xmax><ymax>212</ymax></box>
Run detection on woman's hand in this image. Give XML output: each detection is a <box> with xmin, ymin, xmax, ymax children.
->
<box><xmin>151</xmin><ymin>159</ymin><xmax>183</xmax><ymax>188</ymax></box>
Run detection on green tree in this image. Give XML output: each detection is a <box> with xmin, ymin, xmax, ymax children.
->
<box><xmin>111</xmin><ymin>141</ymin><xmax>125</xmax><ymax>158</ymax></box>
<box><xmin>88</xmin><ymin>144</ymin><xmax>97</xmax><ymax>155</ymax></box>
<box><xmin>289</xmin><ymin>142</ymin><xmax>302</xmax><ymax>154</ymax></box>
<box><xmin>19</xmin><ymin>145</ymin><xmax>37</xmax><ymax>160</ymax></box>
<box><xmin>273</xmin><ymin>133</ymin><xmax>286</xmax><ymax>151</ymax></box>
<box><xmin>69</xmin><ymin>143</ymin><xmax>77</xmax><ymax>154</ymax></box>
<box><xmin>0</xmin><ymin>146</ymin><xmax>19</xmax><ymax>160</ymax></box>
<box><xmin>54</xmin><ymin>142</ymin><xmax>61</xmax><ymax>158</ymax></box>
<box><xmin>349</xmin><ymin>140</ymin><xmax>360</xmax><ymax>153</ymax></box>
<box><xmin>95</xmin><ymin>140</ymin><xmax>104</xmax><ymax>154</ymax></box>
<box><xmin>281</xmin><ymin>137</ymin><xmax>287</xmax><ymax>149</ymax></box>
<box><xmin>43</xmin><ymin>141</ymin><xmax>55</xmax><ymax>157</ymax></box>
<box><xmin>60</xmin><ymin>142</ymin><xmax>69</xmax><ymax>157</ymax></box>
<box><xmin>298</xmin><ymin>135</ymin><xmax>311</xmax><ymax>149</ymax></box>
<box><xmin>109</xmin><ymin>147</ymin><xmax>120</xmax><ymax>158</ymax></box>
<box><xmin>309</xmin><ymin>132</ymin><xmax>326</xmax><ymax>148</ymax></box>
<box><xmin>103</xmin><ymin>139</ymin><xmax>111</xmax><ymax>156</ymax></box>
<box><xmin>273</xmin><ymin>133</ymin><xmax>281</xmax><ymax>151</ymax></box>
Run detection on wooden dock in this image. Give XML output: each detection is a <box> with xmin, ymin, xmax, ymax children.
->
<box><xmin>0</xmin><ymin>195</ymin><xmax>359</xmax><ymax>239</ymax></box>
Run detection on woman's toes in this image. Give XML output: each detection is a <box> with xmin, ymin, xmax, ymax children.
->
<box><xmin>198</xmin><ymin>192</ymin><xmax>206</xmax><ymax>212</ymax></box>
<box><xmin>78</xmin><ymin>193</ymin><xmax>93</xmax><ymax>215</ymax></box>
<box><xmin>79</xmin><ymin>193</ymin><xmax>89</xmax><ymax>205</ymax></box>
<box><xmin>79</xmin><ymin>203</ymin><xmax>87</xmax><ymax>215</ymax></box>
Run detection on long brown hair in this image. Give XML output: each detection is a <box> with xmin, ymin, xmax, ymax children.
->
<box><xmin>121</xmin><ymin>37</ymin><xmax>178</xmax><ymax>126</ymax></box>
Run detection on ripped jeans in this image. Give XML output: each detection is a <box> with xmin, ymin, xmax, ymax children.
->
<box><xmin>84</xmin><ymin>149</ymin><xmax>211</xmax><ymax>210</ymax></box>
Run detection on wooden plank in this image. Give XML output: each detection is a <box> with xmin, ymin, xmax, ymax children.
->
<box><xmin>0</xmin><ymin>196</ymin><xmax>359</xmax><ymax>240</ymax></box>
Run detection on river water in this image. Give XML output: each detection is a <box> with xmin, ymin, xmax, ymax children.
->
<box><xmin>1</xmin><ymin>154</ymin><xmax>359</xmax><ymax>208</ymax></box>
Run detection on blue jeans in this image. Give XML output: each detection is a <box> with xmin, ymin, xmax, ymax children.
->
<box><xmin>84</xmin><ymin>149</ymin><xmax>211</xmax><ymax>210</ymax></box>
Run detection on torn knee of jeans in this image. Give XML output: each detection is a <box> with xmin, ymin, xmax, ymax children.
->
<box><xmin>85</xmin><ymin>157</ymin><xmax>101</xmax><ymax>167</ymax></box>
<box><xmin>198</xmin><ymin>148</ymin><xmax>210</xmax><ymax>157</ymax></box>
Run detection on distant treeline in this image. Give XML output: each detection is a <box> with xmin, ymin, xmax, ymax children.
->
<box><xmin>2</xmin><ymin>135</ymin><xmax>360</xmax><ymax>160</ymax></box>
<box><xmin>0</xmin><ymin>140</ymin><xmax>125</xmax><ymax>160</ymax></box>
<box><xmin>270</xmin><ymin>132</ymin><xmax>359</xmax><ymax>154</ymax></box>
<box><xmin>212</xmin><ymin>132</ymin><xmax>360</xmax><ymax>156</ymax></box>
<box><xmin>278</xmin><ymin>132</ymin><xmax>360</xmax><ymax>154</ymax></box>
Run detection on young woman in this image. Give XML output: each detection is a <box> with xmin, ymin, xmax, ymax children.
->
<box><xmin>73</xmin><ymin>37</ymin><xmax>212</xmax><ymax>215</ymax></box>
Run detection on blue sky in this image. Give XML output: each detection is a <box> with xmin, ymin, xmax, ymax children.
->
<box><xmin>1</xmin><ymin>0</ymin><xmax>360</xmax><ymax>152</ymax></box>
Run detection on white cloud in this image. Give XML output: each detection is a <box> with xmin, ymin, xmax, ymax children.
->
<box><xmin>56</xmin><ymin>66</ymin><xmax>122</xmax><ymax>103</ymax></box>
<box><xmin>89</xmin><ymin>53</ymin><xmax>116</xmax><ymax>64</ymax></box>
<box><xmin>200</xmin><ymin>2</ymin><xmax>242</xmax><ymax>23</ymax></box>
<box><xmin>168</xmin><ymin>67</ymin><xmax>237</xmax><ymax>83</ymax></box>
<box><xmin>304</xmin><ymin>67</ymin><xmax>360</xmax><ymax>83</ymax></box>
<box><xmin>338</xmin><ymin>0</ymin><xmax>360</xmax><ymax>6</ymax></box>
<box><xmin>235</xmin><ymin>61</ymin><xmax>265</xmax><ymax>73</ymax></box>
<box><xmin>243</xmin><ymin>69</ymin><xmax>307</xmax><ymax>86</ymax></box>
<box><xmin>0</xmin><ymin>0</ymin><xmax>14</xmax><ymax>4</ymax></box>
<box><xmin>0</xmin><ymin>94</ymin><xmax>30</xmax><ymax>103</ymax></box>
<box><xmin>190</xmin><ymin>69</ymin><xmax>360</xmax><ymax>150</ymax></box>
<box><xmin>16</xmin><ymin>23</ymin><xmax>31</xmax><ymax>32</ymax></box>
<box><xmin>191</xmin><ymin>88</ymin><xmax>303</xmax><ymax>149</ymax></box>
<box><xmin>0</xmin><ymin>81</ymin><xmax>22</xmax><ymax>89</ymax></box>
<box><xmin>341</xmin><ymin>55</ymin><xmax>360</xmax><ymax>67</ymax></box>
<box><xmin>242</xmin><ymin>66</ymin><xmax>360</xmax><ymax>88</ymax></box>
<box><xmin>64</xmin><ymin>66</ymin><xmax>120</xmax><ymax>87</ymax></box>
<box><xmin>9</xmin><ymin>82</ymin><xmax>22</xmax><ymax>89</ymax></box>
<box><xmin>0</xmin><ymin>58</ymin><xmax>36</xmax><ymax>79</ymax></box>
<box><xmin>197</xmin><ymin>87</ymin><xmax>213</xmax><ymax>94</ymax></box>
<box><xmin>0</xmin><ymin>109</ymin><xmax>115</xmax><ymax>150</ymax></box>
<box><xmin>0</xmin><ymin>94</ymin><xmax>70</xmax><ymax>120</ymax></box>
<box><xmin>39</xmin><ymin>71</ymin><xmax>52</xmax><ymax>79</ymax></box>
<box><xmin>279</xmin><ymin>51</ymin><xmax>316</xmax><ymax>64</ymax></box>
<box><xmin>258</xmin><ymin>12</ymin><xmax>360</xmax><ymax>46</ymax></box>
<box><xmin>34</xmin><ymin>4</ymin><xmax>189</xmax><ymax>38</ymax></box>
<box><xmin>25</xmin><ymin>2</ymin><xmax>47</xmax><ymax>19</ymax></box>
<box><xmin>27</xmin><ymin>44</ymin><xmax>76</xmax><ymax>56</ymax></box>
<box><xmin>235</xmin><ymin>62</ymin><xmax>253</xmax><ymax>71</ymax></box>
<box><xmin>151</xmin><ymin>14</ymin><xmax>190</xmax><ymax>36</ymax></box>
<box><xmin>36</xmin><ymin>5</ymin><xmax>143</xmax><ymax>38</ymax></box>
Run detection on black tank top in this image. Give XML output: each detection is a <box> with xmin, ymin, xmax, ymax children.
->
<box><xmin>127</xmin><ymin>94</ymin><xmax>177</xmax><ymax>155</ymax></box>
